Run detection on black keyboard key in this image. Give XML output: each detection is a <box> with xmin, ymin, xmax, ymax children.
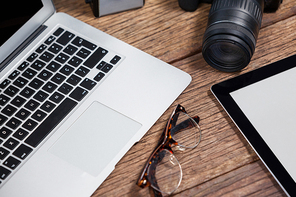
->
<box><xmin>6</xmin><ymin>118</ymin><xmax>21</xmax><ymax>130</ymax></box>
<box><xmin>38</xmin><ymin>70</ymin><xmax>53</xmax><ymax>81</ymax></box>
<box><xmin>0</xmin><ymin>115</ymin><xmax>8</xmax><ymax>126</ymax></box>
<box><xmin>49</xmin><ymin>43</ymin><xmax>63</xmax><ymax>54</ymax></box>
<box><xmin>29</xmin><ymin>78</ymin><xmax>44</xmax><ymax>90</ymax></box>
<box><xmin>110</xmin><ymin>55</ymin><xmax>121</xmax><ymax>65</ymax></box>
<box><xmin>51</xmin><ymin>73</ymin><xmax>66</xmax><ymax>84</ymax></box>
<box><xmin>44</xmin><ymin>36</ymin><xmax>55</xmax><ymax>45</ymax></box>
<box><xmin>32</xmin><ymin>110</ymin><xmax>47</xmax><ymax>122</ymax></box>
<box><xmin>22</xmin><ymin>119</ymin><xmax>38</xmax><ymax>131</ymax></box>
<box><xmin>70</xmin><ymin>87</ymin><xmax>88</xmax><ymax>101</ymax></box>
<box><xmin>4</xmin><ymin>85</ymin><xmax>19</xmax><ymax>97</ymax></box>
<box><xmin>101</xmin><ymin>63</ymin><xmax>113</xmax><ymax>73</ymax></box>
<box><xmin>0</xmin><ymin>94</ymin><xmax>10</xmax><ymax>106</ymax></box>
<box><xmin>47</xmin><ymin>61</ymin><xmax>62</xmax><ymax>72</ymax></box>
<box><xmin>3</xmin><ymin>138</ymin><xmax>19</xmax><ymax>150</ymax></box>
<box><xmin>13</xmin><ymin>77</ymin><xmax>28</xmax><ymax>88</ymax></box>
<box><xmin>33</xmin><ymin>90</ymin><xmax>49</xmax><ymax>102</ymax></box>
<box><xmin>49</xmin><ymin>92</ymin><xmax>64</xmax><ymax>104</ymax></box>
<box><xmin>0</xmin><ymin>79</ymin><xmax>11</xmax><ymax>89</ymax></box>
<box><xmin>40</xmin><ymin>52</ymin><xmax>54</xmax><ymax>62</ymax></box>
<box><xmin>68</xmin><ymin>56</ymin><xmax>83</xmax><ymax>67</ymax></box>
<box><xmin>20</xmin><ymin>87</ymin><xmax>35</xmax><ymax>98</ymax></box>
<box><xmin>63</xmin><ymin>44</ymin><xmax>78</xmax><ymax>55</ymax></box>
<box><xmin>8</xmin><ymin>70</ymin><xmax>20</xmax><ymax>80</ymax></box>
<box><xmin>24</xmin><ymin>99</ymin><xmax>40</xmax><ymax>111</ymax></box>
<box><xmin>42</xmin><ymin>82</ymin><xmax>58</xmax><ymax>93</ymax></box>
<box><xmin>31</xmin><ymin>60</ymin><xmax>46</xmax><ymax>71</ymax></box>
<box><xmin>72</xmin><ymin>37</ymin><xmax>97</xmax><ymax>50</ymax></box>
<box><xmin>0</xmin><ymin>127</ymin><xmax>12</xmax><ymax>139</ymax></box>
<box><xmin>67</xmin><ymin>74</ymin><xmax>82</xmax><ymax>86</ymax></box>
<box><xmin>75</xmin><ymin>66</ymin><xmax>90</xmax><ymax>77</ymax></box>
<box><xmin>55</xmin><ymin>53</ymin><xmax>70</xmax><ymax>64</ymax></box>
<box><xmin>13</xmin><ymin>128</ymin><xmax>29</xmax><ymax>141</ymax></box>
<box><xmin>4</xmin><ymin>156</ymin><xmax>21</xmax><ymax>170</ymax></box>
<box><xmin>84</xmin><ymin>47</ymin><xmax>108</xmax><ymax>68</ymax></box>
<box><xmin>22</xmin><ymin>68</ymin><xmax>37</xmax><ymax>79</ymax></box>
<box><xmin>13</xmin><ymin>144</ymin><xmax>33</xmax><ymax>160</ymax></box>
<box><xmin>57</xmin><ymin>31</ymin><xmax>75</xmax><ymax>46</ymax></box>
<box><xmin>96</xmin><ymin>61</ymin><xmax>106</xmax><ymax>70</ymax></box>
<box><xmin>0</xmin><ymin>166</ymin><xmax>11</xmax><ymax>180</ymax></box>
<box><xmin>77</xmin><ymin>48</ymin><xmax>91</xmax><ymax>59</ymax></box>
<box><xmin>25</xmin><ymin>98</ymin><xmax>77</xmax><ymax>147</ymax></box>
<box><xmin>2</xmin><ymin>105</ymin><xmax>17</xmax><ymax>117</ymax></box>
<box><xmin>27</xmin><ymin>53</ymin><xmax>38</xmax><ymax>62</ymax></box>
<box><xmin>15</xmin><ymin>108</ymin><xmax>31</xmax><ymax>120</ymax></box>
<box><xmin>80</xmin><ymin>78</ymin><xmax>97</xmax><ymax>90</ymax></box>
<box><xmin>35</xmin><ymin>44</ymin><xmax>47</xmax><ymax>54</ymax></box>
<box><xmin>94</xmin><ymin>72</ymin><xmax>105</xmax><ymax>82</ymax></box>
<box><xmin>60</xmin><ymin>65</ymin><xmax>74</xmax><ymax>76</ymax></box>
<box><xmin>18</xmin><ymin>61</ymin><xmax>29</xmax><ymax>71</ymax></box>
<box><xmin>0</xmin><ymin>147</ymin><xmax>10</xmax><ymax>160</ymax></box>
<box><xmin>53</xmin><ymin>27</ymin><xmax>64</xmax><ymax>36</ymax></box>
<box><xmin>11</xmin><ymin>96</ymin><xmax>26</xmax><ymax>107</ymax></box>
<box><xmin>40</xmin><ymin>101</ymin><xmax>56</xmax><ymax>113</ymax></box>
<box><xmin>58</xmin><ymin>83</ymin><xmax>73</xmax><ymax>95</ymax></box>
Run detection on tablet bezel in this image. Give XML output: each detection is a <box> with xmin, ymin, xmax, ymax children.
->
<box><xmin>211</xmin><ymin>54</ymin><xmax>296</xmax><ymax>196</ymax></box>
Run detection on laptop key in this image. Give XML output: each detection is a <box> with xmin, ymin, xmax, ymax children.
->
<box><xmin>11</xmin><ymin>96</ymin><xmax>26</xmax><ymax>107</ymax></box>
<box><xmin>22</xmin><ymin>68</ymin><xmax>37</xmax><ymax>80</ymax></box>
<box><xmin>0</xmin><ymin>79</ymin><xmax>11</xmax><ymax>89</ymax></box>
<box><xmin>83</xmin><ymin>47</ymin><xmax>108</xmax><ymax>68</ymax></box>
<box><xmin>8</xmin><ymin>70</ymin><xmax>20</xmax><ymax>80</ymax></box>
<box><xmin>70</xmin><ymin>87</ymin><xmax>88</xmax><ymax>101</ymax></box>
<box><xmin>72</xmin><ymin>37</ymin><xmax>97</xmax><ymax>50</ymax></box>
<box><xmin>25</xmin><ymin>98</ymin><xmax>77</xmax><ymax>148</ymax></box>
<box><xmin>13</xmin><ymin>77</ymin><xmax>29</xmax><ymax>88</ymax></box>
<box><xmin>2</xmin><ymin>105</ymin><xmax>17</xmax><ymax>117</ymax></box>
<box><xmin>0</xmin><ymin>127</ymin><xmax>12</xmax><ymax>139</ymax></box>
<box><xmin>6</xmin><ymin>118</ymin><xmax>21</xmax><ymax>130</ymax></box>
<box><xmin>3</xmin><ymin>138</ymin><xmax>19</xmax><ymax>150</ymax></box>
<box><xmin>22</xmin><ymin>119</ymin><xmax>38</xmax><ymax>131</ymax></box>
<box><xmin>0</xmin><ymin>166</ymin><xmax>11</xmax><ymax>180</ymax></box>
<box><xmin>17</xmin><ymin>61</ymin><xmax>29</xmax><ymax>71</ymax></box>
<box><xmin>13</xmin><ymin>128</ymin><xmax>29</xmax><ymax>141</ymax></box>
<box><xmin>13</xmin><ymin>144</ymin><xmax>33</xmax><ymax>160</ymax></box>
<box><xmin>4</xmin><ymin>85</ymin><xmax>19</xmax><ymax>97</ymax></box>
<box><xmin>40</xmin><ymin>52</ymin><xmax>54</xmax><ymax>62</ymax></box>
<box><xmin>15</xmin><ymin>108</ymin><xmax>31</xmax><ymax>120</ymax></box>
<box><xmin>53</xmin><ymin>27</ymin><xmax>64</xmax><ymax>37</ymax></box>
<box><xmin>57</xmin><ymin>31</ymin><xmax>75</xmax><ymax>46</ymax></box>
<box><xmin>0</xmin><ymin>94</ymin><xmax>10</xmax><ymax>106</ymax></box>
<box><xmin>4</xmin><ymin>156</ymin><xmax>21</xmax><ymax>170</ymax></box>
<box><xmin>27</xmin><ymin>53</ymin><xmax>38</xmax><ymax>62</ymax></box>
<box><xmin>0</xmin><ymin>115</ymin><xmax>8</xmax><ymax>126</ymax></box>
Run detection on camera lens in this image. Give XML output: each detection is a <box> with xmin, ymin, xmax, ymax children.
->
<box><xmin>202</xmin><ymin>0</ymin><xmax>264</xmax><ymax>72</ymax></box>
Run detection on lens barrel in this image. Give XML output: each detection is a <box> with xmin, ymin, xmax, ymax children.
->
<box><xmin>202</xmin><ymin>0</ymin><xmax>264</xmax><ymax>72</ymax></box>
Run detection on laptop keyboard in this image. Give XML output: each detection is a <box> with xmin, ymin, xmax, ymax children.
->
<box><xmin>0</xmin><ymin>27</ymin><xmax>122</xmax><ymax>185</ymax></box>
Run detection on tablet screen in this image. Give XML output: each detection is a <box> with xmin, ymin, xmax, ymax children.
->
<box><xmin>230</xmin><ymin>67</ymin><xmax>296</xmax><ymax>182</ymax></box>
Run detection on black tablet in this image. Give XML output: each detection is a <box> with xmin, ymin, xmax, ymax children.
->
<box><xmin>211</xmin><ymin>54</ymin><xmax>296</xmax><ymax>197</ymax></box>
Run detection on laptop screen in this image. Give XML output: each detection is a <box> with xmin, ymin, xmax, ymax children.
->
<box><xmin>0</xmin><ymin>0</ymin><xmax>55</xmax><ymax>67</ymax></box>
<box><xmin>0</xmin><ymin>1</ymin><xmax>43</xmax><ymax>46</ymax></box>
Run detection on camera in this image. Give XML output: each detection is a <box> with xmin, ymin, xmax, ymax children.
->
<box><xmin>179</xmin><ymin>0</ymin><xmax>283</xmax><ymax>72</ymax></box>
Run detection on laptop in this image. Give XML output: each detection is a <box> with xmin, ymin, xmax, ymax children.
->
<box><xmin>211</xmin><ymin>54</ymin><xmax>296</xmax><ymax>197</ymax></box>
<box><xmin>0</xmin><ymin>0</ymin><xmax>191</xmax><ymax>196</ymax></box>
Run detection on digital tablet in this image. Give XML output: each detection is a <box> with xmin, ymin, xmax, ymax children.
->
<box><xmin>211</xmin><ymin>54</ymin><xmax>296</xmax><ymax>197</ymax></box>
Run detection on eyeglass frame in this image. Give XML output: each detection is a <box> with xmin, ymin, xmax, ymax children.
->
<box><xmin>136</xmin><ymin>104</ymin><xmax>201</xmax><ymax>196</ymax></box>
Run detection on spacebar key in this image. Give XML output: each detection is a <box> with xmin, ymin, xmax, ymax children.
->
<box><xmin>25</xmin><ymin>98</ymin><xmax>77</xmax><ymax>148</ymax></box>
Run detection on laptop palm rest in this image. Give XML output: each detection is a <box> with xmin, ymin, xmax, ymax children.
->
<box><xmin>48</xmin><ymin>101</ymin><xmax>142</xmax><ymax>176</ymax></box>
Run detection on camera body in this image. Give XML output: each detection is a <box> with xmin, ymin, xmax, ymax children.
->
<box><xmin>86</xmin><ymin>0</ymin><xmax>145</xmax><ymax>17</ymax></box>
<box><xmin>179</xmin><ymin>0</ymin><xmax>283</xmax><ymax>72</ymax></box>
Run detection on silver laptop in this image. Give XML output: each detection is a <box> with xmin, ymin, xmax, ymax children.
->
<box><xmin>0</xmin><ymin>0</ymin><xmax>191</xmax><ymax>196</ymax></box>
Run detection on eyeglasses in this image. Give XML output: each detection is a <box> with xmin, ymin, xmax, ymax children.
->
<box><xmin>137</xmin><ymin>104</ymin><xmax>201</xmax><ymax>196</ymax></box>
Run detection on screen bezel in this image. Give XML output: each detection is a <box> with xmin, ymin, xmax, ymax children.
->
<box><xmin>0</xmin><ymin>0</ymin><xmax>55</xmax><ymax>65</ymax></box>
<box><xmin>211</xmin><ymin>54</ymin><xmax>296</xmax><ymax>196</ymax></box>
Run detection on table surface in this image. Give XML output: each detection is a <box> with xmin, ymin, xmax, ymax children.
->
<box><xmin>53</xmin><ymin>0</ymin><xmax>296</xmax><ymax>196</ymax></box>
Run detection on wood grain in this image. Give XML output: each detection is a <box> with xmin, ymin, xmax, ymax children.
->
<box><xmin>52</xmin><ymin>0</ymin><xmax>296</xmax><ymax>196</ymax></box>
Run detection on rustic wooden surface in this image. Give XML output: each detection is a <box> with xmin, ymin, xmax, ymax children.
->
<box><xmin>53</xmin><ymin>0</ymin><xmax>296</xmax><ymax>196</ymax></box>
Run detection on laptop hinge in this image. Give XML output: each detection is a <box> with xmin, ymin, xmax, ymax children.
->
<box><xmin>0</xmin><ymin>25</ymin><xmax>48</xmax><ymax>71</ymax></box>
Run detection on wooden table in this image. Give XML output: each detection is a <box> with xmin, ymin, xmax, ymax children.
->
<box><xmin>53</xmin><ymin>0</ymin><xmax>296</xmax><ymax>196</ymax></box>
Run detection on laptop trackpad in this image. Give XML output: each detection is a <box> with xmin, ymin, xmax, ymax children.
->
<box><xmin>48</xmin><ymin>101</ymin><xmax>142</xmax><ymax>176</ymax></box>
